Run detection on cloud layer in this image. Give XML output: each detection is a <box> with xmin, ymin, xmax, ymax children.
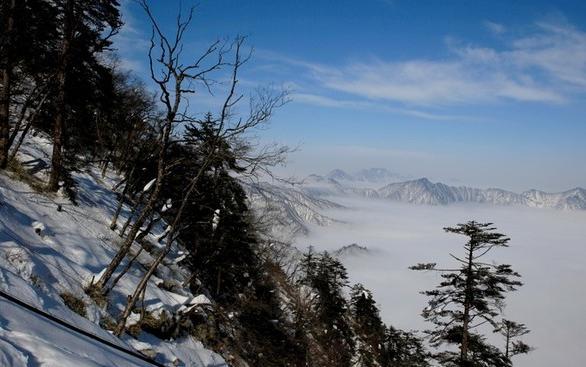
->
<box><xmin>266</xmin><ymin>21</ymin><xmax>586</xmax><ymax>108</ymax></box>
<box><xmin>296</xmin><ymin>197</ymin><xmax>586</xmax><ymax>367</ymax></box>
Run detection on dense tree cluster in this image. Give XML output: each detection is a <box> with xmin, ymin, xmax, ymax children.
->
<box><xmin>293</xmin><ymin>249</ymin><xmax>430</xmax><ymax>367</ymax></box>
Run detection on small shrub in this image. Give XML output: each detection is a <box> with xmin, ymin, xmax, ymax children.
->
<box><xmin>30</xmin><ymin>274</ymin><xmax>43</xmax><ymax>288</ymax></box>
<box><xmin>157</xmin><ymin>279</ymin><xmax>181</xmax><ymax>293</ymax></box>
<box><xmin>7</xmin><ymin>160</ymin><xmax>48</xmax><ymax>193</ymax></box>
<box><xmin>84</xmin><ymin>283</ymin><xmax>108</xmax><ymax>308</ymax></box>
<box><xmin>127</xmin><ymin>322</ymin><xmax>142</xmax><ymax>337</ymax></box>
<box><xmin>99</xmin><ymin>316</ymin><xmax>117</xmax><ymax>332</ymax></box>
<box><xmin>140</xmin><ymin>310</ymin><xmax>181</xmax><ymax>340</ymax></box>
<box><xmin>60</xmin><ymin>292</ymin><xmax>87</xmax><ymax>317</ymax></box>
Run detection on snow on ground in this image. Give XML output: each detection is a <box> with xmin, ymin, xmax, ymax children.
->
<box><xmin>0</xmin><ymin>132</ymin><xmax>227</xmax><ymax>366</ymax></box>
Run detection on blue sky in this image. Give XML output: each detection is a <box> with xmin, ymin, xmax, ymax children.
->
<box><xmin>115</xmin><ymin>0</ymin><xmax>586</xmax><ymax>192</ymax></box>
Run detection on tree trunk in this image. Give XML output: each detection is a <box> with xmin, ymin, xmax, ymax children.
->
<box><xmin>48</xmin><ymin>0</ymin><xmax>73</xmax><ymax>191</ymax></box>
<box><xmin>95</xmin><ymin>122</ymin><xmax>172</xmax><ymax>292</ymax></box>
<box><xmin>0</xmin><ymin>0</ymin><xmax>16</xmax><ymax>169</ymax></box>
<box><xmin>114</xmin><ymin>237</ymin><xmax>173</xmax><ymax>336</ymax></box>
<box><xmin>134</xmin><ymin>215</ymin><xmax>160</xmax><ymax>244</ymax></box>
<box><xmin>103</xmin><ymin>247</ymin><xmax>143</xmax><ymax>296</ymax></box>
<box><xmin>8</xmin><ymin>92</ymin><xmax>49</xmax><ymax>162</ymax></box>
<box><xmin>505</xmin><ymin>329</ymin><xmax>511</xmax><ymax>359</ymax></box>
<box><xmin>114</xmin><ymin>166</ymin><xmax>205</xmax><ymax>335</ymax></box>
<box><xmin>101</xmin><ymin>156</ymin><xmax>109</xmax><ymax>177</ymax></box>
<box><xmin>110</xmin><ymin>167</ymin><xmax>134</xmax><ymax>230</ymax></box>
<box><xmin>120</xmin><ymin>189</ymin><xmax>147</xmax><ymax>237</ymax></box>
<box><xmin>460</xmin><ymin>244</ymin><xmax>475</xmax><ymax>363</ymax></box>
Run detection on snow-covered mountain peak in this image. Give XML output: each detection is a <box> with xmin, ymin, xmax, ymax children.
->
<box><xmin>326</xmin><ymin>169</ymin><xmax>354</xmax><ymax>182</ymax></box>
<box><xmin>353</xmin><ymin>168</ymin><xmax>403</xmax><ymax>183</ymax></box>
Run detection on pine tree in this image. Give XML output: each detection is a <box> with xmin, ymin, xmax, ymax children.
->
<box><xmin>47</xmin><ymin>0</ymin><xmax>121</xmax><ymax>191</ymax></box>
<box><xmin>350</xmin><ymin>284</ymin><xmax>386</xmax><ymax>366</ymax></box>
<box><xmin>411</xmin><ymin>221</ymin><xmax>526</xmax><ymax>367</ymax></box>
<box><xmin>495</xmin><ymin>319</ymin><xmax>532</xmax><ymax>361</ymax></box>
<box><xmin>0</xmin><ymin>0</ymin><xmax>58</xmax><ymax>167</ymax></box>
<box><xmin>299</xmin><ymin>250</ymin><xmax>354</xmax><ymax>367</ymax></box>
<box><xmin>383</xmin><ymin>326</ymin><xmax>430</xmax><ymax>367</ymax></box>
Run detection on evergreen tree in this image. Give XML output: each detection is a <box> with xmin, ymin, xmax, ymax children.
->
<box><xmin>350</xmin><ymin>283</ymin><xmax>386</xmax><ymax>366</ymax></box>
<box><xmin>299</xmin><ymin>250</ymin><xmax>354</xmax><ymax>367</ymax></box>
<box><xmin>495</xmin><ymin>319</ymin><xmax>532</xmax><ymax>361</ymax></box>
<box><xmin>411</xmin><ymin>221</ymin><xmax>526</xmax><ymax>367</ymax></box>
<box><xmin>0</xmin><ymin>0</ymin><xmax>58</xmax><ymax>167</ymax></box>
<box><xmin>383</xmin><ymin>326</ymin><xmax>430</xmax><ymax>367</ymax></box>
<box><xmin>47</xmin><ymin>0</ymin><xmax>121</xmax><ymax>191</ymax></box>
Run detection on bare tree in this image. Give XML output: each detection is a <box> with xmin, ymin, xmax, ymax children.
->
<box><xmin>111</xmin><ymin>6</ymin><xmax>289</xmax><ymax>334</ymax></box>
<box><xmin>93</xmin><ymin>0</ymin><xmax>229</xmax><ymax>292</ymax></box>
<box><xmin>8</xmin><ymin>88</ymin><xmax>50</xmax><ymax>162</ymax></box>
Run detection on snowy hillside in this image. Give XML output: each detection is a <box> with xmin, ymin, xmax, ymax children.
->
<box><xmin>243</xmin><ymin>180</ymin><xmax>342</xmax><ymax>240</ymax></box>
<box><xmin>0</xmin><ymin>133</ymin><xmax>227</xmax><ymax>366</ymax></box>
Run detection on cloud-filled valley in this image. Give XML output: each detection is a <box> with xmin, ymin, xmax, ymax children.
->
<box><xmin>293</xmin><ymin>196</ymin><xmax>586</xmax><ymax>367</ymax></box>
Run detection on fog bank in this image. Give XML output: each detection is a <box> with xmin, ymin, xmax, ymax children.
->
<box><xmin>294</xmin><ymin>197</ymin><xmax>586</xmax><ymax>367</ymax></box>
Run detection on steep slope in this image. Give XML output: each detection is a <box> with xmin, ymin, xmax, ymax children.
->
<box><xmin>522</xmin><ymin>188</ymin><xmax>586</xmax><ymax>210</ymax></box>
<box><xmin>0</xmin><ymin>134</ymin><xmax>227</xmax><ymax>366</ymax></box>
<box><xmin>300</xmin><ymin>174</ymin><xmax>348</xmax><ymax>197</ymax></box>
<box><xmin>243</xmin><ymin>181</ymin><xmax>343</xmax><ymax>240</ymax></box>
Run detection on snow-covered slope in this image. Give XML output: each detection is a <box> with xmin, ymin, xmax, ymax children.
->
<box><xmin>0</xmin><ymin>133</ymin><xmax>227</xmax><ymax>367</ymax></box>
<box><xmin>325</xmin><ymin>169</ymin><xmax>355</xmax><ymax>182</ymax></box>
<box><xmin>301</xmin><ymin>175</ymin><xmax>380</xmax><ymax>198</ymax></box>
<box><xmin>522</xmin><ymin>188</ymin><xmax>586</xmax><ymax>210</ymax></box>
<box><xmin>243</xmin><ymin>181</ymin><xmax>342</xmax><ymax>240</ymax></box>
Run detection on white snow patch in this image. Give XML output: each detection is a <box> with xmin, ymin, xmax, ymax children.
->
<box><xmin>143</xmin><ymin>178</ymin><xmax>156</xmax><ymax>192</ymax></box>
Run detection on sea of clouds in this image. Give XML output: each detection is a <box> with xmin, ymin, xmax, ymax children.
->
<box><xmin>294</xmin><ymin>196</ymin><xmax>586</xmax><ymax>367</ymax></box>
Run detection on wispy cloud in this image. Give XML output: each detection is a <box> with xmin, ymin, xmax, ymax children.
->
<box><xmin>293</xmin><ymin>93</ymin><xmax>478</xmax><ymax>121</ymax></box>
<box><xmin>261</xmin><ymin>21</ymin><xmax>586</xmax><ymax>107</ymax></box>
<box><xmin>510</xmin><ymin>22</ymin><xmax>586</xmax><ymax>87</ymax></box>
<box><xmin>484</xmin><ymin>21</ymin><xmax>506</xmax><ymax>35</ymax></box>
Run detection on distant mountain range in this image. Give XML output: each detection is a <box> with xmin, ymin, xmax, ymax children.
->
<box><xmin>377</xmin><ymin>178</ymin><xmax>586</xmax><ymax>210</ymax></box>
<box><xmin>304</xmin><ymin>172</ymin><xmax>586</xmax><ymax>210</ymax></box>
<box><xmin>244</xmin><ymin>169</ymin><xmax>586</xmax><ymax>239</ymax></box>
<box><xmin>326</xmin><ymin>168</ymin><xmax>408</xmax><ymax>183</ymax></box>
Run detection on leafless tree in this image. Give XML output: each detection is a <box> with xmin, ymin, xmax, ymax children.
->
<box><xmin>94</xmin><ymin>0</ymin><xmax>238</xmax><ymax>294</ymax></box>
<box><xmin>111</xmin><ymin>1</ymin><xmax>290</xmax><ymax>334</ymax></box>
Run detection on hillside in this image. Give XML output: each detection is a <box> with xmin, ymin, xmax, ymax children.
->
<box><xmin>0</xmin><ymin>134</ymin><xmax>227</xmax><ymax>366</ymax></box>
<box><xmin>1</xmin><ymin>121</ymin><xmax>441</xmax><ymax>367</ymax></box>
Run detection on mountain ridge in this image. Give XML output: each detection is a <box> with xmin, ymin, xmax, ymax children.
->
<box><xmin>303</xmin><ymin>173</ymin><xmax>586</xmax><ymax>210</ymax></box>
<box><xmin>376</xmin><ymin>177</ymin><xmax>586</xmax><ymax>210</ymax></box>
